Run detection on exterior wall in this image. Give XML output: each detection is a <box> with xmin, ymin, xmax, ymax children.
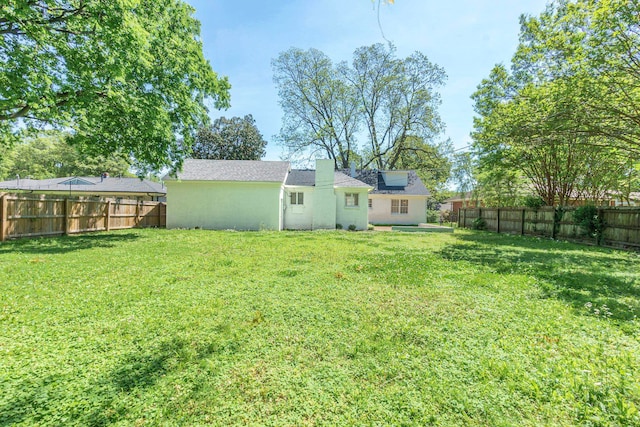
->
<box><xmin>312</xmin><ymin>160</ymin><xmax>337</xmax><ymax>229</ymax></box>
<box><xmin>166</xmin><ymin>180</ymin><xmax>283</xmax><ymax>230</ymax></box>
<box><xmin>368</xmin><ymin>194</ymin><xmax>427</xmax><ymax>225</ymax></box>
<box><xmin>335</xmin><ymin>188</ymin><xmax>369</xmax><ymax>230</ymax></box>
<box><xmin>283</xmin><ymin>186</ymin><xmax>314</xmax><ymax>230</ymax></box>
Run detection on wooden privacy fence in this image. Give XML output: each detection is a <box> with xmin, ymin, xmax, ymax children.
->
<box><xmin>0</xmin><ymin>193</ymin><xmax>166</xmax><ymax>241</ymax></box>
<box><xmin>459</xmin><ymin>206</ymin><xmax>640</xmax><ymax>250</ymax></box>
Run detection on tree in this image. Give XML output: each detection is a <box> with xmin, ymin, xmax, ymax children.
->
<box><xmin>449</xmin><ymin>152</ymin><xmax>477</xmax><ymax>203</ymax></box>
<box><xmin>272</xmin><ymin>43</ymin><xmax>449</xmax><ymax>192</ymax></box>
<box><xmin>190</xmin><ymin>115</ymin><xmax>267</xmax><ymax>161</ymax></box>
<box><xmin>0</xmin><ymin>131</ymin><xmax>131</xmax><ymax>180</ymax></box>
<box><xmin>346</xmin><ymin>44</ymin><xmax>446</xmax><ymax>170</ymax></box>
<box><xmin>512</xmin><ymin>0</ymin><xmax>640</xmax><ymax>154</ymax></box>
<box><xmin>272</xmin><ymin>48</ymin><xmax>360</xmax><ymax>168</ymax></box>
<box><xmin>388</xmin><ymin>135</ymin><xmax>452</xmax><ymax>194</ymax></box>
<box><xmin>0</xmin><ymin>0</ymin><xmax>230</xmax><ymax>172</ymax></box>
<box><xmin>471</xmin><ymin>0</ymin><xmax>640</xmax><ymax>206</ymax></box>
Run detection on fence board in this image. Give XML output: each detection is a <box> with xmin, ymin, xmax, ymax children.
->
<box><xmin>0</xmin><ymin>194</ymin><xmax>165</xmax><ymax>241</ymax></box>
<box><xmin>460</xmin><ymin>206</ymin><xmax>640</xmax><ymax>251</ymax></box>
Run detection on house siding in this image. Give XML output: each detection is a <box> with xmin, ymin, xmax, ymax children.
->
<box><xmin>335</xmin><ymin>188</ymin><xmax>370</xmax><ymax>230</ymax></box>
<box><xmin>283</xmin><ymin>186</ymin><xmax>315</xmax><ymax>230</ymax></box>
<box><xmin>166</xmin><ymin>180</ymin><xmax>283</xmax><ymax>230</ymax></box>
<box><xmin>368</xmin><ymin>194</ymin><xmax>426</xmax><ymax>225</ymax></box>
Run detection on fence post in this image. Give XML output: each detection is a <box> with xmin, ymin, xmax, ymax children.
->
<box><xmin>0</xmin><ymin>194</ymin><xmax>7</xmax><ymax>242</ymax></box>
<box><xmin>106</xmin><ymin>200</ymin><xmax>111</xmax><ymax>231</ymax></box>
<box><xmin>597</xmin><ymin>208</ymin><xmax>604</xmax><ymax>246</ymax></box>
<box><xmin>521</xmin><ymin>209</ymin><xmax>526</xmax><ymax>235</ymax></box>
<box><xmin>496</xmin><ymin>208</ymin><xmax>501</xmax><ymax>233</ymax></box>
<box><xmin>64</xmin><ymin>198</ymin><xmax>72</xmax><ymax>235</ymax></box>
<box><xmin>135</xmin><ymin>200</ymin><xmax>141</xmax><ymax>227</ymax></box>
<box><xmin>551</xmin><ymin>207</ymin><xmax>560</xmax><ymax>240</ymax></box>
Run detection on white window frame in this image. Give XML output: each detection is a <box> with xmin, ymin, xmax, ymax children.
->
<box><xmin>391</xmin><ymin>199</ymin><xmax>409</xmax><ymax>214</ymax></box>
<box><xmin>290</xmin><ymin>192</ymin><xmax>304</xmax><ymax>205</ymax></box>
<box><xmin>345</xmin><ymin>193</ymin><xmax>359</xmax><ymax>207</ymax></box>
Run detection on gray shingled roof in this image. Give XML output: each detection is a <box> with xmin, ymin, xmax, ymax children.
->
<box><xmin>0</xmin><ymin>176</ymin><xmax>165</xmax><ymax>195</ymax></box>
<box><xmin>286</xmin><ymin>169</ymin><xmax>371</xmax><ymax>188</ymax></box>
<box><xmin>168</xmin><ymin>159</ymin><xmax>290</xmax><ymax>183</ymax></box>
<box><xmin>347</xmin><ymin>170</ymin><xmax>430</xmax><ymax>196</ymax></box>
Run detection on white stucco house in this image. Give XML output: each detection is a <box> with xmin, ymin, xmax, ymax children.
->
<box><xmin>164</xmin><ymin>159</ymin><xmax>371</xmax><ymax>231</ymax></box>
<box><xmin>349</xmin><ymin>169</ymin><xmax>430</xmax><ymax>225</ymax></box>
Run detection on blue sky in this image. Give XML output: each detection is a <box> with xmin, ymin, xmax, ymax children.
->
<box><xmin>185</xmin><ymin>0</ymin><xmax>549</xmax><ymax>160</ymax></box>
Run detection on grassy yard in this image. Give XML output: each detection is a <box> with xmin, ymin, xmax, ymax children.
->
<box><xmin>1</xmin><ymin>229</ymin><xmax>639</xmax><ymax>426</ymax></box>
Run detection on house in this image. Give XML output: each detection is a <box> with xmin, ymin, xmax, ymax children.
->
<box><xmin>0</xmin><ymin>175</ymin><xmax>166</xmax><ymax>201</ymax></box>
<box><xmin>349</xmin><ymin>169</ymin><xmax>430</xmax><ymax>225</ymax></box>
<box><xmin>442</xmin><ymin>191</ymin><xmax>480</xmax><ymax>215</ymax></box>
<box><xmin>164</xmin><ymin>159</ymin><xmax>372</xmax><ymax>231</ymax></box>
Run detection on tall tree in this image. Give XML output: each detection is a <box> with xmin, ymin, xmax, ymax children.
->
<box><xmin>0</xmin><ymin>131</ymin><xmax>131</xmax><ymax>180</ymax></box>
<box><xmin>471</xmin><ymin>0</ymin><xmax>640</xmax><ymax>206</ymax></box>
<box><xmin>273</xmin><ymin>43</ymin><xmax>448</xmax><ymax>192</ymax></box>
<box><xmin>190</xmin><ymin>115</ymin><xmax>267</xmax><ymax>161</ymax></box>
<box><xmin>512</xmin><ymin>0</ymin><xmax>640</xmax><ymax>154</ymax></box>
<box><xmin>0</xmin><ymin>0</ymin><xmax>230</xmax><ymax>172</ymax></box>
<box><xmin>346</xmin><ymin>43</ymin><xmax>446</xmax><ymax>170</ymax></box>
<box><xmin>272</xmin><ymin>48</ymin><xmax>360</xmax><ymax>168</ymax></box>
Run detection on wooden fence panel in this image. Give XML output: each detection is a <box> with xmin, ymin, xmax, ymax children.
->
<box><xmin>482</xmin><ymin>209</ymin><xmax>498</xmax><ymax>232</ymax></box>
<box><xmin>459</xmin><ymin>206</ymin><xmax>640</xmax><ymax>250</ymax></box>
<box><xmin>497</xmin><ymin>209</ymin><xmax>524</xmax><ymax>234</ymax></box>
<box><xmin>0</xmin><ymin>194</ymin><xmax>165</xmax><ymax>241</ymax></box>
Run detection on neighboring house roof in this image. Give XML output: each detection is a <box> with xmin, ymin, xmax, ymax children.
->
<box><xmin>444</xmin><ymin>191</ymin><xmax>475</xmax><ymax>202</ymax></box>
<box><xmin>0</xmin><ymin>176</ymin><xmax>165</xmax><ymax>195</ymax></box>
<box><xmin>168</xmin><ymin>159</ymin><xmax>290</xmax><ymax>183</ymax></box>
<box><xmin>286</xmin><ymin>169</ymin><xmax>372</xmax><ymax>188</ymax></box>
<box><xmin>348</xmin><ymin>170</ymin><xmax>430</xmax><ymax>196</ymax></box>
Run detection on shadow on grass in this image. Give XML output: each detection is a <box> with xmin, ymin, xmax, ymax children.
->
<box><xmin>0</xmin><ymin>336</ymin><xmax>222</xmax><ymax>426</ymax></box>
<box><xmin>0</xmin><ymin>232</ymin><xmax>140</xmax><ymax>255</ymax></box>
<box><xmin>439</xmin><ymin>232</ymin><xmax>640</xmax><ymax>322</ymax></box>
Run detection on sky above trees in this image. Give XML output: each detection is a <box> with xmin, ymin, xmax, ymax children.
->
<box><xmin>186</xmin><ymin>0</ymin><xmax>548</xmax><ymax>160</ymax></box>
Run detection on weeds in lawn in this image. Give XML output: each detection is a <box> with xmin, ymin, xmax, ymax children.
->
<box><xmin>0</xmin><ymin>228</ymin><xmax>638</xmax><ymax>426</ymax></box>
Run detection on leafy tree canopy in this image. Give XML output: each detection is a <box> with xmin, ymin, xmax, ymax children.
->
<box><xmin>1</xmin><ymin>0</ymin><xmax>230</xmax><ymax>173</ymax></box>
<box><xmin>471</xmin><ymin>0</ymin><xmax>640</xmax><ymax>206</ymax></box>
<box><xmin>0</xmin><ymin>131</ymin><xmax>132</xmax><ymax>180</ymax></box>
<box><xmin>272</xmin><ymin>43</ymin><xmax>449</xmax><ymax>190</ymax></box>
<box><xmin>190</xmin><ymin>115</ymin><xmax>267</xmax><ymax>161</ymax></box>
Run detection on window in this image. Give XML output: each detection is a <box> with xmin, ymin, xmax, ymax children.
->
<box><xmin>391</xmin><ymin>199</ymin><xmax>409</xmax><ymax>214</ymax></box>
<box><xmin>290</xmin><ymin>192</ymin><xmax>304</xmax><ymax>205</ymax></box>
<box><xmin>345</xmin><ymin>193</ymin><xmax>359</xmax><ymax>207</ymax></box>
<box><xmin>368</xmin><ymin>198</ymin><xmax>372</xmax><ymax>209</ymax></box>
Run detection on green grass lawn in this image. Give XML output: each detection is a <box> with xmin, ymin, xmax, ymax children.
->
<box><xmin>1</xmin><ymin>229</ymin><xmax>639</xmax><ymax>426</ymax></box>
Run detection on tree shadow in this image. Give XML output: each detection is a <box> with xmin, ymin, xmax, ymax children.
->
<box><xmin>0</xmin><ymin>336</ymin><xmax>222</xmax><ymax>426</ymax></box>
<box><xmin>0</xmin><ymin>232</ymin><xmax>140</xmax><ymax>255</ymax></box>
<box><xmin>439</xmin><ymin>232</ymin><xmax>640</xmax><ymax>322</ymax></box>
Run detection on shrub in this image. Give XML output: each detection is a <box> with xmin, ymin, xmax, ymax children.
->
<box><xmin>426</xmin><ymin>210</ymin><xmax>439</xmax><ymax>223</ymax></box>
<box><xmin>573</xmin><ymin>205</ymin><xmax>605</xmax><ymax>243</ymax></box>
<box><xmin>336</xmin><ymin>223</ymin><xmax>343</xmax><ymax>230</ymax></box>
<box><xmin>523</xmin><ymin>196</ymin><xmax>545</xmax><ymax>209</ymax></box>
<box><xmin>472</xmin><ymin>217</ymin><xmax>486</xmax><ymax>230</ymax></box>
<box><xmin>348</xmin><ymin>224</ymin><xmax>357</xmax><ymax>231</ymax></box>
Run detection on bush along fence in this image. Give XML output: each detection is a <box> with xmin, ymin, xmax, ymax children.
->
<box><xmin>458</xmin><ymin>206</ymin><xmax>640</xmax><ymax>251</ymax></box>
<box><xmin>0</xmin><ymin>193</ymin><xmax>166</xmax><ymax>241</ymax></box>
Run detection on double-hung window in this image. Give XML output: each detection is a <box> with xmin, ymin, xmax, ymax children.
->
<box><xmin>345</xmin><ymin>193</ymin><xmax>359</xmax><ymax>207</ymax></box>
<box><xmin>391</xmin><ymin>199</ymin><xmax>409</xmax><ymax>214</ymax></box>
<box><xmin>290</xmin><ymin>192</ymin><xmax>304</xmax><ymax>205</ymax></box>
